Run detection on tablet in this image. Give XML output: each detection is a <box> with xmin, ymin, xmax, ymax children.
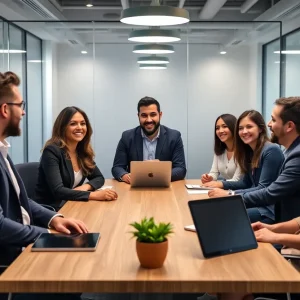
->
<box><xmin>31</xmin><ymin>233</ymin><xmax>100</xmax><ymax>252</ymax></box>
<box><xmin>188</xmin><ymin>196</ymin><xmax>257</xmax><ymax>258</ymax></box>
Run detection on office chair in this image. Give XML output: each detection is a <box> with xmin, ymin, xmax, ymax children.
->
<box><xmin>15</xmin><ymin>162</ymin><xmax>56</xmax><ymax>212</ymax></box>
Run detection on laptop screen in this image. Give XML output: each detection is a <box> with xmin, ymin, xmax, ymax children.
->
<box><xmin>188</xmin><ymin>196</ymin><xmax>257</xmax><ymax>258</ymax></box>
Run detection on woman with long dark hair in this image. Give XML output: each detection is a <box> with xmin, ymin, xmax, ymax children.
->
<box><xmin>208</xmin><ymin>110</ymin><xmax>284</xmax><ymax>224</ymax></box>
<box><xmin>201</xmin><ymin>114</ymin><xmax>242</xmax><ymax>188</ymax></box>
<box><xmin>35</xmin><ymin>106</ymin><xmax>117</xmax><ymax>209</ymax></box>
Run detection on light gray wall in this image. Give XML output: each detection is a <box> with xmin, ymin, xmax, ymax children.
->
<box><xmin>53</xmin><ymin>43</ymin><xmax>259</xmax><ymax>179</ymax></box>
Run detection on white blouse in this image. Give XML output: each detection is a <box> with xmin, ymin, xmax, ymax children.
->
<box><xmin>73</xmin><ymin>170</ymin><xmax>83</xmax><ymax>188</ymax></box>
<box><xmin>208</xmin><ymin>150</ymin><xmax>242</xmax><ymax>181</ymax></box>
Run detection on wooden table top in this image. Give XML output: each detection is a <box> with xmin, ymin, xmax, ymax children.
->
<box><xmin>1</xmin><ymin>179</ymin><xmax>300</xmax><ymax>293</ymax></box>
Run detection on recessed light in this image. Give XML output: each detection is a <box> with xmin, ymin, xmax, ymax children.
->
<box><xmin>86</xmin><ymin>3</ymin><xmax>93</xmax><ymax>7</ymax></box>
<box><xmin>220</xmin><ymin>51</ymin><xmax>227</xmax><ymax>55</ymax></box>
<box><xmin>81</xmin><ymin>50</ymin><xmax>88</xmax><ymax>54</ymax></box>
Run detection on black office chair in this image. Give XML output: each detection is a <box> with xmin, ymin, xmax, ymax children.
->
<box><xmin>15</xmin><ymin>162</ymin><xmax>56</xmax><ymax>212</ymax></box>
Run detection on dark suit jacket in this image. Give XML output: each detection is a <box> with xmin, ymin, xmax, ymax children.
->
<box><xmin>242</xmin><ymin>136</ymin><xmax>300</xmax><ymax>222</ymax></box>
<box><xmin>35</xmin><ymin>144</ymin><xmax>105</xmax><ymax>209</ymax></box>
<box><xmin>222</xmin><ymin>143</ymin><xmax>284</xmax><ymax>221</ymax></box>
<box><xmin>0</xmin><ymin>153</ymin><xmax>55</xmax><ymax>266</ymax></box>
<box><xmin>111</xmin><ymin>125</ymin><xmax>186</xmax><ymax>181</ymax></box>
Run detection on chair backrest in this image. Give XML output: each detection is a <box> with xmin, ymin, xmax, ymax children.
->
<box><xmin>15</xmin><ymin>162</ymin><xmax>39</xmax><ymax>200</ymax></box>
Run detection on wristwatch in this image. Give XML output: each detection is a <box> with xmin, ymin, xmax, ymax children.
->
<box><xmin>228</xmin><ymin>190</ymin><xmax>235</xmax><ymax>196</ymax></box>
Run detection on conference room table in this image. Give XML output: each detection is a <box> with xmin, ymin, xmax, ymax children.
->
<box><xmin>1</xmin><ymin>179</ymin><xmax>300</xmax><ymax>294</ymax></box>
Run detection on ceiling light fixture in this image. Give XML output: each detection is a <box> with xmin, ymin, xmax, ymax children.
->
<box><xmin>121</xmin><ymin>0</ymin><xmax>189</xmax><ymax>26</ymax></box>
<box><xmin>86</xmin><ymin>1</ymin><xmax>93</xmax><ymax>7</ymax></box>
<box><xmin>274</xmin><ymin>50</ymin><xmax>300</xmax><ymax>54</ymax></box>
<box><xmin>81</xmin><ymin>50</ymin><xmax>88</xmax><ymax>54</ymax></box>
<box><xmin>0</xmin><ymin>49</ymin><xmax>26</xmax><ymax>53</ymax></box>
<box><xmin>137</xmin><ymin>56</ymin><xmax>169</xmax><ymax>64</ymax></box>
<box><xmin>133</xmin><ymin>44</ymin><xmax>174</xmax><ymax>54</ymax></box>
<box><xmin>27</xmin><ymin>60</ymin><xmax>43</xmax><ymax>63</ymax></box>
<box><xmin>220</xmin><ymin>51</ymin><xmax>227</xmax><ymax>55</ymax></box>
<box><xmin>139</xmin><ymin>64</ymin><xmax>167</xmax><ymax>70</ymax></box>
<box><xmin>129</xmin><ymin>29</ymin><xmax>180</xmax><ymax>43</ymax></box>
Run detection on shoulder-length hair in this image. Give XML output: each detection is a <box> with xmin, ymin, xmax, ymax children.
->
<box><xmin>234</xmin><ymin>110</ymin><xmax>269</xmax><ymax>174</ymax></box>
<box><xmin>214</xmin><ymin>114</ymin><xmax>237</xmax><ymax>156</ymax></box>
<box><xmin>43</xmin><ymin>106</ymin><xmax>95</xmax><ymax>176</ymax></box>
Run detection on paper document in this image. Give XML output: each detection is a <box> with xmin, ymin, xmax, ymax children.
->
<box><xmin>98</xmin><ymin>186</ymin><xmax>113</xmax><ymax>190</ymax></box>
<box><xmin>187</xmin><ymin>190</ymin><xmax>209</xmax><ymax>194</ymax></box>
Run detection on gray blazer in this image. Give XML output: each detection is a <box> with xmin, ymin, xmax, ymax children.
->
<box><xmin>0</xmin><ymin>154</ymin><xmax>56</xmax><ymax>266</ymax></box>
<box><xmin>111</xmin><ymin>125</ymin><xmax>186</xmax><ymax>181</ymax></box>
<box><xmin>242</xmin><ymin>136</ymin><xmax>300</xmax><ymax>222</ymax></box>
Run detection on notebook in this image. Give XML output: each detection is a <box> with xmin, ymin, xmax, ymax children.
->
<box><xmin>31</xmin><ymin>233</ymin><xmax>100</xmax><ymax>252</ymax></box>
<box><xmin>188</xmin><ymin>196</ymin><xmax>257</xmax><ymax>258</ymax></box>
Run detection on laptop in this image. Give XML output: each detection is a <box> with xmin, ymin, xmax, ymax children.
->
<box><xmin>130</xmin><ymin>161</ymin><xmax>171</xmax><ymax>187</ymax></box>
<box><xmin>31</xmin><ymin>233</ymin><xmax>100</xmax><ymax>252</ymax></box>
<box><xmin>188</xmin><ymin>196</ymin><xmax>257</xmax><ymax>258</ymax></box>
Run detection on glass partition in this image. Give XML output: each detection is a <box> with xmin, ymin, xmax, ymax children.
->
<box><xmin>3</xmin><ymin>19</ymin><xmax>282</xmax><ymax>178</ymax></box>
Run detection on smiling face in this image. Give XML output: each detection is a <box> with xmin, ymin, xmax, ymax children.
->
<box><xmin>238</xmin><ymin>116</ymin><xmax>261</xmax><ymax>149</ymax></box>
<box><xmin>268</xmin><ymin>105</ymin><xmax>285</xmax><ymax>145</ymax></box>
<box><xmin>65</xmin><ymin>112</ymin><xmax>87</xmax><ymax>145</ymax></box>
<box><xmin>138</xmin><ymin>104</ymin><xmax>162</xmax><ymax>137</ymax></box>
<box><xmin>215</xmin><ymin>117</ymin><xmax>233</xmax><ymax>144</ymax></box>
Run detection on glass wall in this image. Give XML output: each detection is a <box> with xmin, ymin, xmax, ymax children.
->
<box><xmin>2</xmin><ymin>19</ymin><xmax>282</xmax><ymax>178</ymax></box>
<box><xmin>263</xmin><ymin>27</ymin><xmax>300</xmax><ymax>120</ymax></box>
<box><xmin>26</xmin><ymin>33</ymin><xmax>43</xmax><ymax>161</ymax></box>
<box><xmin>0</xmin><ymin>19</ymin><xmax>43</xmax><ymax>163</ymax></box>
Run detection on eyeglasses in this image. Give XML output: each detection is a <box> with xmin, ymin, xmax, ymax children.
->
<box><xmin>3</xmin><ymin>101</ymin><xmax>26</xmax><ymax>110</ymax></box>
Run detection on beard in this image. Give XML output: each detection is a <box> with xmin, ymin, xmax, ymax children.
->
<box><xmin>3</xmin><ymin>118</ymin><xmax>21</xmax><ymax>137</ymax></box>
<box><xmin>270</xmin><ymin>132</ymin><xmax>279</xmax><ymax>144</ymax></box>
<box><xmin>140</xmin><ymin>120</ymin><xmax>160</xmax><ymax>136</ymax></box>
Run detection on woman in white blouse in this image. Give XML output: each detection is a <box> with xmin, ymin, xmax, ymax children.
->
<box><xmin>201</xmin><ymin>114</ymin><xmax>241</xmax><ymax>188</ymax></box>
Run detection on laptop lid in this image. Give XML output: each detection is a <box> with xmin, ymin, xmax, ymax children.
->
<box><xmin>130</xmin><ymin>161</ymin><xmax>171</xmax><ymax>187</ymax></box>
<box><xmin>188</xmin><ymin>196</ymin><xmax>257</xmax><ymax>258</ymax></box>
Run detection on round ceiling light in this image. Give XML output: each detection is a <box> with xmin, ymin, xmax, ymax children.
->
<box><xmin>137</xmin><ymin>56</ymin><xmax>169</xmax><ymax>64</ymax></box>
<box><xmin>139</xmin><ymin>64</ymin><xmax>167</xmax><ymax>70</ymax></box>
<box><xmin>121</xmin><ymin>6</ymin><xmax>189</xmax><ymax>26</ymax></box>
<box><xmin>133</xmin><ymin>44</ymin><xmax>174</xmax><ymax>54</ymax></box>
<box><xmin>129</xmin><ymin>29</ymin><xmax>180</xmax><ymax>43</ymax></box>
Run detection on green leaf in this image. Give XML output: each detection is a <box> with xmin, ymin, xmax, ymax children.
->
<box><xmin>128</xmin><ymin>217</ymin><xmax>174</xmax><ymax>243</ymax></box>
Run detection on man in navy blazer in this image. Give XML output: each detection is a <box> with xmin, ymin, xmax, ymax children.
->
<box><xmin>112</xmin><ymin>97</ymin><xmax>186</xmax><ymax>183</ymax></box>
<box><xmin>0</xmin><ymin>72</ymin><xmax>88</xmax><ymax>269</ymax></box>
<box><xmin>242</xmin><ymin>97</ymin><xmax>300</xmax><ymax>222</ymax></box>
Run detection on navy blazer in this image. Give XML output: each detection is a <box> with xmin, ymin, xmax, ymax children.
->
<box><xmin>242</xmin><ymin>136</ymin><xmax>300</xmax><ymax>222</ymax></box>
<box><xmin>0</xmin><ymin>153</ymin><xmax>55</xmax><ymax>266</ymax></box>
<box><xmin>111</xmin><ymin>125</ymin><xmax>186</xmax><ymax>181</ymax></box>
<box><xmin>222</xmin><ymin>143</ymin><xmax>284</xmax><ymax>221</ymax></box>
<box><xmin>35</xmin><ymin>144</ymin><xmax>105</xmax><ymax>209</ymax></box>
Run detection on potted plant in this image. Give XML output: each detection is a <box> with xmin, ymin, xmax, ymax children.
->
<box><xmin>129</xmin><ymin>217</ymin><xmax>173</xmax><ymax>269</ymax></box>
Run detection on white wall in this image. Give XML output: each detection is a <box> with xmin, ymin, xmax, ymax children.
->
<box><xmin>53</xmin><ymin>43</ymin><xmax>259</xmax><ymax>179</ymax></box>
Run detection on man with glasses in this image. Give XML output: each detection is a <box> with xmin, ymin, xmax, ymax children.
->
<box><xmin>0</xmin><ymin>71</ymin><xmax>87</xmax><ymax>300</ymax></box>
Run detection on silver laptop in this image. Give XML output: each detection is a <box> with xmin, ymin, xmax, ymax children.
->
<box><xmin>130</xmin><ymin>161</ymin><xmax>172</xmax><ymax>187</ymax></box>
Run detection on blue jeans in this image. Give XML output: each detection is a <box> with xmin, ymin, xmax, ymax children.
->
<box><xmin>247</xmin><ymin>207</ymin><xmax>274</xmax><ymax>224</ymax></box>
